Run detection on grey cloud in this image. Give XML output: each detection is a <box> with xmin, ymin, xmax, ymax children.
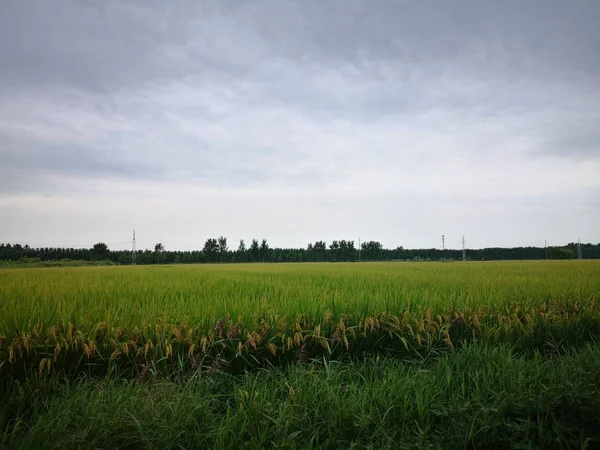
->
<box><xmin>0</xmin><ymin>134</ymin><xmax>160</xmax><ymax>193</ymax></box>
<box><xmin>2</xmin><ymin>0</ymin><xmax>598</xmax><ymax>93</ymax></box>
<box><xmin>1</xmin><ymin>0</ymin><xmax>599</xmax><ymax>248</ymax></box>
<box><xmin>538</xmin><ymin>120</ymin><xmax>600</xmax><ymax>161</ymax></box>
<box><xmin>0</xmin><ymin>1</ymin><xmax>189</xmax><ymax>92</ymax></box>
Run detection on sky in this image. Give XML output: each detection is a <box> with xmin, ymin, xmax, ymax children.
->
<box><xmin>1</xmin><ymin>0</ymin><xmax>599</xmax><ymax>251</ymax></box>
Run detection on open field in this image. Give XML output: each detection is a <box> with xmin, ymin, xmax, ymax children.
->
<box><xmin>2</xmin><ymin>261</ymin><xmax>600</xmax><ymax>376</ymax></box>
<box><xmin>2</xmin><ymin>261</ymin><xmax>600</xmax><ymax>448</ymax></box>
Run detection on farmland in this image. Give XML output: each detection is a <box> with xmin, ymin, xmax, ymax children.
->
<box><xmin>1</xmin><ymin>261</ymin><xmax>600</xmax><ymax>448</ymax></box>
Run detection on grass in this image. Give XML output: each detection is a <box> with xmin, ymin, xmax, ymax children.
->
<box><xmin>1</xmin><ymin>260</ymin><xmax>599</xmax><ymax>448</ymax></box>
<box><xmin>3</xmin><ymin>343</ymin><xmax>600</xmax><ymax>449</ymax></box>
<box><xmin>0</xmin><ymin>258</ymin><xmax>116</xmax><ymax>269</ymax></box>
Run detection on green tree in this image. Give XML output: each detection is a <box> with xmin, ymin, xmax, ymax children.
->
<box><xmin>314</xmin><ymin>241</ymin><xmax>327</xmax><ymax>251</ymax></box>
<box><xmin>217</xmin><ymin>236</ymin><xmax>228</xmax><ymax>262</ymax></box>
<box><xmin>260</xmin><ymin>239</ymin><xmax>270</xmax><ymax>262</ymax></box>
<box><xmin>154</xmin><ymin>243</ymin><xmax>165</xmax><ymax>252</ymax></box>
<box><xmin>338</xmin><ymin>240</ymin><xmax>355</xmax><ymax>261</ymax></box>
<box><xmin>361</xmin><ymin>241</ymin><xmax>382</xmax><ymax>261</ymax></box>
<box><xmin>249</xmin><ymin>239</ymin><xmax>260</xmax><ymax>262</ymax></box>
<box><xmin>548</xmin><ymin>247</ymin><xmax>575</xmax><ymax>260</ymax></box>
<box><xmin>93</xmin><ymin>242</ymin><xmax>108</xmax><ymax>253</ymax></box>
<box><xmin>92</xmin><ymin>243</ymin><xmax>109</xmax><ymax>260</ymax></box>
<box><xmin>203</xmin><ymin>238</ymin><xmax>219</xmax><ymax>263</ymax></box>
<box><xmin>236</xmin><ymin>239</ymin><xmax>247</xmax><ymax>262</ymax></box>
<box><xmin>329</xmin><ymin>241</ymin><xmax>340</xmax><ymax>261</ymax></box>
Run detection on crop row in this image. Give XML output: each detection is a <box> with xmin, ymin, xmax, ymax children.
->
<box><xmin>2</xmin><ymin>297</ymin><xmax>599</xmax><ymax>381</ymax></box>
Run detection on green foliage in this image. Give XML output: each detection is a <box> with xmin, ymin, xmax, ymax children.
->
<box><xmin>3</xmin><ymin>241</ymin><xmax>600</xmax><ymax>264</ymax></box>
<box><xmin>249</xmin><ymin>239</ymin><xmax>260</xmax><ymax>261</ymax></box>
<box><xmin>92</xmin><ymin>243</ymin><xmax>108</xmax><ymax>252</ymax></box>
<box><xmin>548</xmin><ymin>246</ymin><xmax>576</xmax><ymax>259</ymax></box>
<box><xmin>360</xmin><ymin>241</ymin><xmax>383</xmax><ymax>261</ymax></box>
<box><xmin>3</xmin><ymin>344</ymin><xmax>600</xmax><ymax>449</ymax></box>
<box><xmin>1</xmin><ymin>261</ymin><xmax>599</xmax><ymax>448</ymax></box>
<box><xmin>0</xmin><ymin>259</ymin><xmax>115</xmax><ymax>269</ymax></box>
<box><xmin>202</xmin><ymin>238</ymin><xmax>219</xmax><ymax>262</ymax></box>
<box><xmin>0</xmin><ymin>261</ymin><xmax>599</xmax><ymax>380</ymax></box>
<box><xmin>92</xmin><ymin>242</ymin><xmax>109</xmax><ymax>259</ymax></box>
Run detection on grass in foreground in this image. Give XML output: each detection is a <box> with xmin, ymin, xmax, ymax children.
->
<box><xmin>2</xmin><ymin>343</ymin><xmax>600</xmax><ymax>450</ymax></box>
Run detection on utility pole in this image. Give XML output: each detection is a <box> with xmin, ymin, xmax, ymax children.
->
<box><xmin>462</xmin><ymin>235</ymin><xmax>466</xmax><ymax>262</ymax></box>
<box><xmin>132</xmin><ymin>230</ymin><xmax>136</xmax><ymax>265</ymax></box>
<box><xmin>577</xmin><ymin>239</ymin><xmax>583</xmax><ymax>260</ymax></box>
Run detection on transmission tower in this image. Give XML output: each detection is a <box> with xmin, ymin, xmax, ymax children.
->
<box><xmin>577</xmin><ymin>239</ymin><xmax>583</xmax><ymax>260</ymax></box>
<box><xmin>462</xmin><ymin>235</ymin><xmax>466</xmax><ymax>261</ymax></box>
<box><xmin>442</xmin><ymin>235</ymin><xmax>445</xmax><ymax>251</ymax></box>
<box><xmin>132</xmin><ymin>230</ymin><xmax>136</xmax><ymax>265</ymax></box>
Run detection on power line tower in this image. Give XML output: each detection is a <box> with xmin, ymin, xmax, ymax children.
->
<box><xmin>577</xmin><ymin>239</ymin><xmax>583</xmax><ymax>260</ymax></box>
<box><xmin>462</xmin><ymin>235</ymin><xmax>466</xmax><ymax>261</ymax></box>
<box><xmin>132</xmin><ymin>230</ymin><xmax>136</xmax><ymax>265</ymax></box>
<box><xmin>442</xmin><ymin>234</ymin><xmax>445</xmax><ymax>251</ymax></box>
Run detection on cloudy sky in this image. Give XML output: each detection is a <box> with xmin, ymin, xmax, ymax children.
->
<box><xmin>1</xmin><ymin>0</ymin><xmax>599</xmax><ymax>251</ymax></box>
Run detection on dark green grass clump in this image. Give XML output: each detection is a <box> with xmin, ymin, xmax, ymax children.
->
<box><xmin>2</xmin><ymin>343</ymin><xmax>600</xmax><ymax>450</ymax></box>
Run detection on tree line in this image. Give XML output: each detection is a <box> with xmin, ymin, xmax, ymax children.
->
<box><xmin>1</xmin><ymin>239</ymin><xmax>599</xmax><ymax>265</ymax></box>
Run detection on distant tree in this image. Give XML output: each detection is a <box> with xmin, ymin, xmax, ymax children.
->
<box><xmin>347</xmin><ymin>240</ymin><xmax>356</xmax><ymax>261</ymax></box>
<box><xmin>260</xmin><ymin>239</ymin><xmax>269</xmax><ymax>252</ymax></box>
<box><xmin>92</xmin><ymin>242</ymin><xmax>109</xmax><ymax>260</ymax></box>
<box><xmin>217</xmin><ymin>236</ymin><xmax>228</xmax><ymax>253</ymax></box>
<box><xmin>203</xmin><ymin>238</ymin><xmax>219</xmax><ymax>262</ymax></box>
<box><xmin>248</xmin><ymin>239</ymin><xmax>260</xmax><ymax>261</ymax></box>
<box><xmin>154</xmin><ymin>243</ymin><xmax>165</xmax><ymax>252</ymax></box>
<box><xmin>4</xmin><ymin>238</ymin><xmax>598</xmax><ymax>266</ymax></box>
<box><xmin>314</xmin><ymin>241</ymin><xmax>327</xmax><ymax>251</ymax></box>
<box><xmin>548</xmin><ymin>246</ymin><xmax>575</xmax><ymax>260</ymax></box>
<box><xmin>310</xmin><ymin>241</ymin><xmax>327</xmax><ymax>261</ymax></box>
<box><xmin>217</xmin><ymin>236</ymin><xmax>228</xmax><ymax>262</ymax></box>
<box><xmin>361</xmin><ymin>241</ymin><xmax>382</xmax><ymax>261</ymax></box>
<box><xmin>260</xmin><ymin>239</ymin><xmax>270</xmax><ymax>261</ymax></box>
<box><xmin>394</xmin><ymin>246</ymin><xmax>405</xmax><ymax>259</ymax></box>
<box><xmin>339</xmin><ymin>240</ymin><xmax>348</xmax><ymax>261</ymax></box>
<box><xmin>337</xmin><ymin>240</ymin><xmax>356</xmax><ymax>261</ymax></box>
<box><xmin>93</xmin><ymin>242</ymin><xmax>109</xmax><ymax>253</ymax></box>
<box><xmin>329</xmin><ymin>240</ymin><xmax>340</xmax><ymax>261</ymax></box>
<box><xmin>249</xmin><ymin>239</ymin><xmax>260</xmax><ymax>262</ymax></box>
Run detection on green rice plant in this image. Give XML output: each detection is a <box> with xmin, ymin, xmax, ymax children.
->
<box><xmin>0</xmin><ymin>261</ymin><xmax>599</xmax><ymax>379</ymax></box>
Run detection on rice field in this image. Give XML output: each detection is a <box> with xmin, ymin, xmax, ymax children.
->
<box><xmin>1</xmin><ymin>261</ymin><xmax>600</xmax><ymax>376</ymax></box>
<box><xmin>1</xmin><ymin>260</ymin><xmax>600</xmax><ymax>448</ymax></box>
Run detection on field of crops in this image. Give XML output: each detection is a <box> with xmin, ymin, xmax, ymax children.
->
<box><xmin>2</xmin><ymin>261</ymin><xmax>600</xmax><ymax>448</ymax></box>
